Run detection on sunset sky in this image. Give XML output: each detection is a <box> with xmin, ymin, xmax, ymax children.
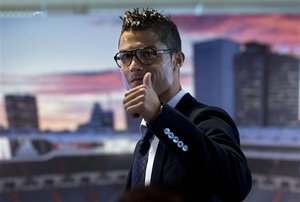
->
<box><xmin>0</xmin><ymin>12</ymin><xmax>299</xmax><ymax>131</ymax></box>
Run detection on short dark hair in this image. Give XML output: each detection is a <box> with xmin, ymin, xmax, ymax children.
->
<box><xmin>119</xmin><ymin>8</ymin><xmax>182</xmax><ymax>51</ymax></box>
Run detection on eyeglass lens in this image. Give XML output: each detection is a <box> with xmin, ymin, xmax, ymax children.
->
<box><xmin>116</xmin><ymin>48</ymin><xmax>158</xmax><ymax>68</ymax></box>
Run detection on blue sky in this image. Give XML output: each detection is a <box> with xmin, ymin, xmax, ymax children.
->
<box><xmin>1</xmin><ymin>14</ymin><xmax>122</xmax><ymax>75</ymax></box>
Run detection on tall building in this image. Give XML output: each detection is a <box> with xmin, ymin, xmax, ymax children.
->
<box><xmin>193</xmin><ymin>38</ymin><xmax>240</xmax><ymax>118</ymax></box>
<box><xmin>77</xmin><ymin>102</ymin><xmax>114</xmax><ymax>132</ymax></box>
<box><xmin>5</xmin><ymin>95</ymin><xmax>39</xmax><ymax>132</ymax></box>
<box><xmin>89</xmin><ymin>103</ymin><xmax>114</xmax><ymax>128</ymax></box>
<box><xmin>234</xmin><ymin>42</ymin><xmax>300</xmax><ymax>127</ymax></box>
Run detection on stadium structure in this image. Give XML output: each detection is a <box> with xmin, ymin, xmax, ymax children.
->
<box><xmin>0</xmin><ymin>127</ymin><xmax>299</xmax><ymax>202</ymax></box>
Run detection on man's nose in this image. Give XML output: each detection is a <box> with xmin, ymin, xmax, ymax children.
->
<box><xmin>129</xmin><ymin>56</ymin><xmax>143</xmax><ymax>72</ymax></box>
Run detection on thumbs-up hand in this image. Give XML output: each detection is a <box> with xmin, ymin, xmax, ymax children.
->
<box><xmin>123</xmin><ymin>72</ymin><xmax>161</xmax><ymax>123</ymax></box>
<box><xmin>143</xmin><ymin>72</ymin><xmax>153</xmax><ymax>89</ymax></box>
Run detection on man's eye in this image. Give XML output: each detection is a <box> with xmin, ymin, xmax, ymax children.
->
<box><xmin>140</xmin><ymin>49</ymin><xmax>156</xmax><ymax>59</ymax></box>
<box><xmin>120</xmin><ymin>53</ymin><xmax>132</xmax><ymax>61</ymax></box>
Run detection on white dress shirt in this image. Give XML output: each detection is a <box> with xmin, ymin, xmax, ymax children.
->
<box><xmin>140</xmin><ymin>89</ymin><xmax>187</xmax><ymax>185</ymax></box>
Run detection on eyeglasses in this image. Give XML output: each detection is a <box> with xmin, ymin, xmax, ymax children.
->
<box><xmin>114</xmin><ymin>47</ymin><xmax>177</xmax><ymax>69</ymax></box>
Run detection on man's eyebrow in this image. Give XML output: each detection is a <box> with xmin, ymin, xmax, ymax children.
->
<box><xmin>118</xmin><ymin>49</ymin><xmax>129</xmax><ymax>52</ymax></box>
<box><xmin>119</xmin><ymin>46</ymin><xmax>158</xmax><ymax>52</ymax></box>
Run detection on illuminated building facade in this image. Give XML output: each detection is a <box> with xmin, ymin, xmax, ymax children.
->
<box><xmin>194</xmin><ymin>38</ymin><xmax>240</xmax><ymax>118</ymax></box>
<box><xmin>5</xmin><ymin>95</ymin><xmax>39</xmax><ymax>132</ymax></box>
<box><xmin>234</xmin><ymin>42</ymin><xmax>300</xmax><ymax>127</ymax></box>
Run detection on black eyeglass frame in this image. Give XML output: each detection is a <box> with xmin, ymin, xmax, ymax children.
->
<box><xmin>114</xmin><ymin>47</ymin><xmax>177</xmax><ymax>69</ymax></box>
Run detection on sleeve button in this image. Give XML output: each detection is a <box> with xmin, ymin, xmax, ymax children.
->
<box><xmin>164</xmin><ymin>128</ymin><xmax>170</xmax><ymax>135</ymax></box>
<box><xmin>172</xmin><ymin>136</ymin><xmax>179</xmax><ymax>143</ymax></box>
<box><xmin>168</xmin><ymin>132</ymin><xmax>174</xmax><ymax>139</ymax></box>
<box><xmin>177</xmin><ymin>141</ymin><xmax>184</xmax><ymax>148</ymax></box>
<box><xmin>182</xmin><ymin>145</ymin><xmax>188</xmax><ymax>152</ymax></box>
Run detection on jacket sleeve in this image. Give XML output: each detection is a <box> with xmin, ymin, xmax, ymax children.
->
<box><xmin>148</xmin><ymin>104</ymin><xmax>252</xmax><ymax>201</ymax></box>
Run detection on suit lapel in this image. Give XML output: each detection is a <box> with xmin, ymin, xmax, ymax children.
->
<box><xmin>125</xmin><ymin>166</ymin><xmax>132</xmax><ymax>189</ymax></box>
<box><xmin>175</xmin><ymin>93</ymin><xmax>199</xmax><ymax>115</ymax></box>
<box><xmin>125</xmin><ymin>140</ymin><xmax>141</xmax><ymax>189</ymax></box>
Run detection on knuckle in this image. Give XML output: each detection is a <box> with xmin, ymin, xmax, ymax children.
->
<box><xmin>139</xmin><ymin>87</ymin><xmax>147</xmax><ymax>94</ymax></box>
<box><xmin>137</xmin><ymin>94</ymin><xmax>145</xmax><ymax>102</ymax></box>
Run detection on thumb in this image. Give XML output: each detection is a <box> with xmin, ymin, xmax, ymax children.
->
<box><xmin>143</xmin><ymin>72</ymin><xmax>153</xmax><ymax>89</ymax></box>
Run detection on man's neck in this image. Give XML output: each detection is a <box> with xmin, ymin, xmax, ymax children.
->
<box><xmin>159</xmin><ymin>85</ymin><xmax>182</xmax><ymax>104</ymax></box>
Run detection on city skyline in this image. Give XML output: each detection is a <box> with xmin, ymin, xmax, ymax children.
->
<box><xmin>0</xmin><ymin>12</ymin><xmax>299</xmax><ymax>131</ymax></box>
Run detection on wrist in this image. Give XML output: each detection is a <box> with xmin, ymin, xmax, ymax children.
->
<box><xmin>147</xmin><ymin>105</ymin><xmax>162</xmax><ymax>123</ymax></box>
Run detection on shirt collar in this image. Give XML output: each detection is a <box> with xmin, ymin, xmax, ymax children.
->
<box><xmin>167</xmin><ymin>89</ymin><xmax>187</xmax><ymax>108</ymax></box>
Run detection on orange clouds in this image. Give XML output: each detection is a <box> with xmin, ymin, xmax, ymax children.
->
<box><xmin>173</xmin><ymin>14</ymin><xmax>300</xmax><ymax>51</ymax></box>
<box><xmin>32</xmin><ymin>70</ymin><xmax>124</xmax><ymax>95</ymax></box>
<box><xmin>30</xmin><ymin>70</ymin><xmax>192</xmax><ymax>96</ymax></box>
<box><xmin>0</xmin><ymin>102</ymin><xmax>8</xmax><ymax>128</ymax></box>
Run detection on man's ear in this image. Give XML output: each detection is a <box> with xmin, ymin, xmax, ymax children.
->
<box><xmin>173</xmin><ymin>52</ymin><xmax>185</xmax><ymax>70</ymax></box>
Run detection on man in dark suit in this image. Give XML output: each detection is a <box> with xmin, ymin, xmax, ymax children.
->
<box><xmin>114</xmin><ymin>8</ymin><xmax>252</xmax><ymax>202</ymax></box>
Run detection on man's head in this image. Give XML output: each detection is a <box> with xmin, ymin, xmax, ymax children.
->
<box><xmin>119</xmin><ymin>8</ymin><xmax>182</xmax><ymax>52</ymax></box>
<box><xmin>115</xmin><ymin>8</ymin><xmax>185</xmax><ymax>103</ymax></box>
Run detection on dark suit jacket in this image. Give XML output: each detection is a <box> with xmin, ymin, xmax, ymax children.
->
<box><xmin>125</xmin><ymin>93</ymin><xmax>252</xmax><ymax>202</ymax></box>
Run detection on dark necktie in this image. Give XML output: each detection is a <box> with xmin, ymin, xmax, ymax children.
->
<box><xmin>130</xmin><ymin>126</ymin><xmax>153</xmax><ymax>189</ymax></box>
